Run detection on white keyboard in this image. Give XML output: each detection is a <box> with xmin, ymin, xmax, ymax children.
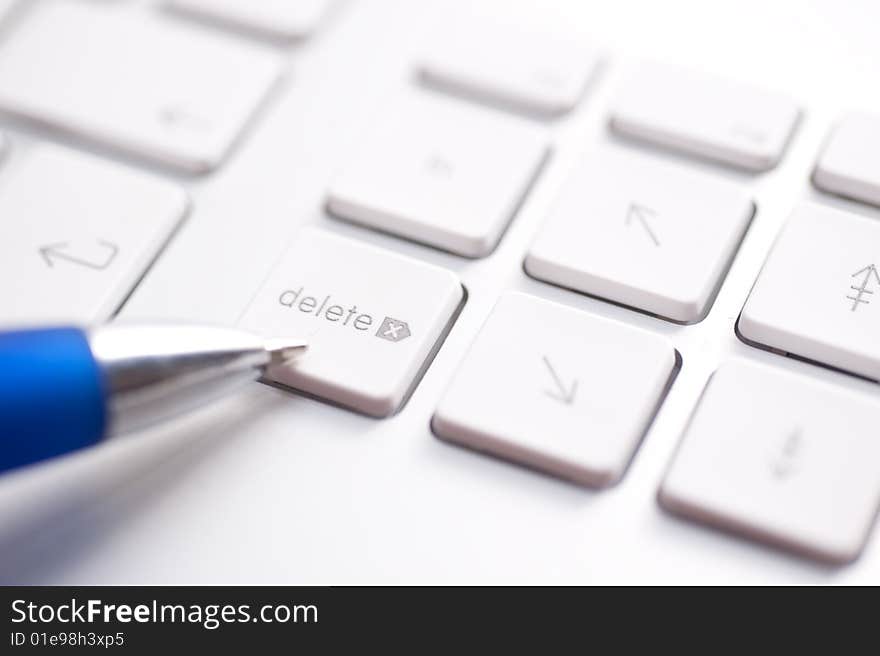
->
<box><xmin>1</xmin><ymin>0</ymin><xmax>880</xmax><ymax>584</ymax></box>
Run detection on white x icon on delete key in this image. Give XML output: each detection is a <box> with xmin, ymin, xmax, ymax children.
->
<box><xmin>376</xmin><ymin>317</ymin><xmax>411</xmax><ymax>342</ymax></box>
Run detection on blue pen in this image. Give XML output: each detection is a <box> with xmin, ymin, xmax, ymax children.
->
<box><xmin>0</xmin><ymin>324</ymin><xmax>306</xmax><ymax>474</ymax></box>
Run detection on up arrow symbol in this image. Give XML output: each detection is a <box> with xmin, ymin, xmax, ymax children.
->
<box><xmin>847</xmin><ymin>264</ymin><xmax>880</xmax><ymax>311</ymax></box>
<box><xmin>625</xmin><ymin>203</ymin><xmax>660</xmax><ymax>246</ymax></box>
<box><xmin>852</xmin><ymin>264</ymin><xmax>880</xmax><ymax>285</ymax></box>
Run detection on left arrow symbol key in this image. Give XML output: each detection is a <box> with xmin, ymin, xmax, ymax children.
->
<box><xmin>39</xmin><ymin>239</ymin><xmax>119</xmax><ymax>270</ymax></box>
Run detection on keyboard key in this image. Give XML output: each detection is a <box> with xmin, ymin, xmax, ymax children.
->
<box><xmin>168</xmin><ymin>0</ymin><xmax>334</xmax><ymax>41</ymax></box>
<box><xmin>813</xmin><ymin>114</ymin><xmax>880</xmax><ymax>207</ymax></box>
<box><xmin>659</xmin><ymin>360</ymin><xmax>880</xmax><ymax>564</ymax></box>
<box><xmin>238</xmin><ymin>228</ymin><xmax>464</xmax><ymax>416</ymax></box>
<box><xmin>432</xmin><ymin>292</ymin><xmax>678</xmax><ymax>487</ymax></box>
<box><xmin>0</xmin><ymin>144</ymin><xmax>187</xmax><ymax>324</ymax></box>
<box><xmin>418</xmin><ymin>19</ymin><xmax>600</xmax><ymax>116</ymax></box>
<box><xmin>326</xmin><ymin>96</ymin><xmax>548</xmax><ymax>257</ymax></box>
<box><xmin>739</xmin><ymin>202</ymin><xmax>880</xmax><ymax>381</ymax></box>
<box><xmin>610</xmin><ymin>63</ymin><xmax>800</xmax><ymax>171</ymax></box>
<box><xmin>525</xmin><ymin>148</ymin><xmax>753</xmax><ymax>322</ymax></box>
<box><xmin>0</xmin><ymin>2</ymin><xmax>282</xmax><ymax>173</ymax></box>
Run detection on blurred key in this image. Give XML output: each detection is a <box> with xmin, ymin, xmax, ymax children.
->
<box><xmin>0</xmin><ymin>2</ymin><xmax>282</xmax><ymax>173</ymax></box>
<box><xmin>660</xmin><ymin>360</ymin><xmax>880</xmax><ymax>564</ymax></box>
<box><xmin>610</xmin><ymin>63</ymin><xmax>800</xmax><ymax>171</ymax></box>
<box><xmin>419</xmin><ymin>18</ymin><xmax>600</xmax><ymax>116</ymax></box>
<box><xmin>327</xmin><ymin>96</ymin><xmax>548</xmax><ymax>257</ymax></box>
<box><xmin>813</xmin><ymin>114</ymin><xmax>880</xmax><ymax>207</ymax></box>
<box><xmin>168</xmin><ymin>0</ymin><xmax>335</xmax><ymax>41</ymax></box>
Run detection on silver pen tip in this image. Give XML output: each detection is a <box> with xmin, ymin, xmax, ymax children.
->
<box><xmin>264</xmin><ymin>337</ymin><xmax>308</xmax><ymax>367</ymax></box>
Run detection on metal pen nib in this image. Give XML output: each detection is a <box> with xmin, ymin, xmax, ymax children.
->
<box><xmin>88</xmin><ymin>324</ymin><xmax>308</xmax><ymax>435</ymax></box>
<box><xmin>264</xmin><ymin>338</ymin><xmax>308</xmax><ymax>367</ymax></box>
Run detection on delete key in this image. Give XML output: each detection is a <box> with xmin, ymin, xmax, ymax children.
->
<box><xmin>239</xmin><ymin>228</ymin><xmax>464</xmax><ymax>416</ymax></box>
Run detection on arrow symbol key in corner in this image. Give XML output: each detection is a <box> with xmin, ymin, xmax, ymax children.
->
<box><xmin>542</xmin><ymin>355</ymin><xmax>578</xmax><ymax>405</ymax></box>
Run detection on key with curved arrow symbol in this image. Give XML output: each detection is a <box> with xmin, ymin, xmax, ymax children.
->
<box><xmin>39</xmin><ymin>240</ymin><xmax>119</xmax><ymax>271</ymax></box>
<box><xmin>625</xmin><ymin>203</ymin><xmax>660</xmax><ymax>246</ymax></box>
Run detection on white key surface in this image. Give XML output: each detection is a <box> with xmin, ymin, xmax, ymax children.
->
<box><xmin>813</xmin><ymin>114</ymin><xmax>880</xmax><ymax>207</ymax></box>
<box><xmin>610</xmin><ymin>63</ymin><xmax>800</xmax><ymax>171</ymax></box>
<box><xmin>0</xmin><ymin>0</ymin><xmax>17</xmax><ymax>24</ymax></box>
<box><xmin>0</xmin><ymin>144</ymin><xmax>187</xmax><ymax>324</ymax></box>
<box><xmin>432</xmin><ymin>292</ymin><xmax>678</xmax><ymax>487</ymax></box>
<box><xmin>418</xmin><ymin>18</ymin><xmax>600</xmax><ymax>116</ymax></box>
<box><xmin>326</xmin><ymin>95</ymin><xmax>548</xmax><ymax>257</ymax></box>
<box><xmin>739</xmin><ymin>202</ymin><xmax>880</xmax><ymax>381</ymax></box>
<box><xmin>525</xmin><ymin>147</ymin><xmax>753</xmax><ymax>322</ymax></box>
<box><xmin>659</xmin><ymin>360</ymin><xmax>880</xmax><ymax>564</ymax></box>
<box><xmin>0</xmin><ymin>2</ymin><xmax>282</xmax><ymax>173</ymax></box>
<box><xmin>239</xmin><ymin>228</ymin><xmax>464</xmax><ymax>417</ymax></box>
<box><xmin>168</xmin><ymin>0</ymin><xmax>334</xmax><ymax>41</ymax></box>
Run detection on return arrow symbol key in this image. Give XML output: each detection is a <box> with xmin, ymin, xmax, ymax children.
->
<box><xmin>39</xmin><ymin>239</ymin><xmax>119</xmax><ymax>270</ymax></box>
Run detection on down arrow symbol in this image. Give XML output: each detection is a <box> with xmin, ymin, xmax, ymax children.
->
<box><xmin>542</xmin><ymin>355</ymin><xmax>578</xmax><ymax>405</ymax></box>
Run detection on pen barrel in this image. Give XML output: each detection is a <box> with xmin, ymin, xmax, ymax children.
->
<box><xmin>88</xmin><ymin>324</ymin><xmax>271</xmax><ymax>436</ymax></box>
<box><xmin>0</xmin><ymin>327</ymin><xmax>107</xmax><ymax>473</ymax></box>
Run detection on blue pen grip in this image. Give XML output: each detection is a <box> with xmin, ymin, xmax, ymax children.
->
<box><xmin>0</xmin><ymin>327</ymin><xmax>107</xmax><ymax>473</ymax></box>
